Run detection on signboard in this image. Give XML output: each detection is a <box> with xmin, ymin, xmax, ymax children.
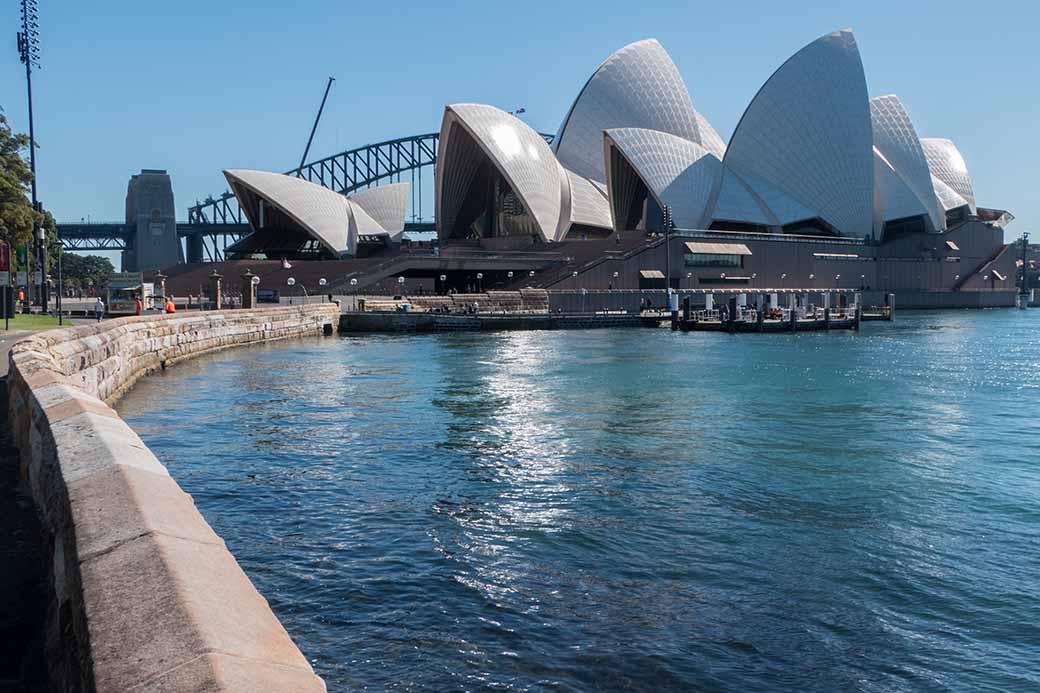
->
<box><xmin>107</xmin><ymin>271</ymin><xmax>144</xmax><ymax>290</ymax></box>
<box><xmin>16</xmin><ymin>271</ymin><xmax>27</xmax><ymax>286</ymax></box>
<box><xmin>15</xmin><ymin>244</ymin><xmax>27</xmax><ymax>270</ymax></box>
<box><xmin>0</xmin><ymin>273</ymin><xmax>9</xmax><ymax>288</ymax></box>
<box><xmin>34</xmin><ymin>270</ymin><xmax>42</xmax><ymax>285</ymax></box>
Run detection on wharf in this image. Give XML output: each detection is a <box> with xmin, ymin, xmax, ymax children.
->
<box><xmin>678</xmin><ymin>314</ymin><xmax>858</xmax><ymax>332</ymax></box>
<box><xmin>339</xmin><ymin>311</ymin><xmax>647</xmax><ymax>333</ymax></box>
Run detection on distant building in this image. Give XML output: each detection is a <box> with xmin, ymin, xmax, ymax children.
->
<box><xmin>123</xmin><ymin>169</ymin><xmax>183</xmax><ymax>272</ymax></box>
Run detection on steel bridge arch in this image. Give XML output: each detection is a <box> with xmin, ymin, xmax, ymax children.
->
<box><xmin>187</xmin><ymin>132</ymin><xmax>445</xmax><ymax>226</ymax></box>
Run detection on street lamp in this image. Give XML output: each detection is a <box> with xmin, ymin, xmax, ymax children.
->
<box><xmin>781</xmin><ymin>272</ymin><xmax>787</xmax><ymax>290</ymax></box>
<box><xmin>287</xmin><ymin>276</ymin><xmax>295</xmax><ymax>304</ymax></box>
<box><xmin>476</xmin><ymin>272</ymin><xmax>483</xmax><ymax>292</ymax></box>
<box><xmin>319</xmin><ymin>277</ymin><xmax>327</xmax><ymax>302</ymax></box>
<box><xmin>835</xmin><ymin>273</ymin><xmax>841</xmax><ymax>288</ymax></box>
<box><xmin>686</xmin><ymin>272</ymin><xmax>692</xmax><ymax>290</ymax></box>
<box><xmin>398</xmin><ymin>276</ymin><xmax>406</xmax><ymax>296</ymax></box>
<box><xmin>350</xmin><ymin>277</ymin><xmax>358</xmax><ymax>310</ymax></box>
<box><xmin>439</xmin><ymin>274</ymin><xmax>447</xmax><ymax>295</ymax></box>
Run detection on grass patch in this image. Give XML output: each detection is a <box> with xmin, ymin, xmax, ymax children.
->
<box><xmin>1</xmin><ymin>312</ymin><xmax>65</xmax><ymax>331</ymax></box>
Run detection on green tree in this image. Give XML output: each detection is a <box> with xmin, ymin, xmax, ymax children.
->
<box><xmin>0</xmin><ymin>108</ymin><xmax>36</xmax><ymax>249</ymax></box>
<box><xmin>1</xmin><ymin>107</ymin><xmax>60</xmax><ymax>271</ymax></box>
<box><xmin>60</xmin><ymin>253</ymin><xmax>114</xmax><ymax>289</ymax></box>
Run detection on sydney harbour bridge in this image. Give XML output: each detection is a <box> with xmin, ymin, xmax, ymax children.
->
<box><xmin>56</xmin><ymin>131</ymin><xmax>552</xmax><ymax>264</ymax></box>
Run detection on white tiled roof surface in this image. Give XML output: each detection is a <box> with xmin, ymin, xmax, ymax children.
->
<box><xmin>438</xmin><ymin>104</ymin><xmax>565</xmax><ymax>242</ymax></box>
<box><xmin>721</xmin><ymin>29</ymin><xmax>875</xmax><ymax>238</ymax></box>
<box><xmin>931</xmin><ymin>174</ymin><xmax>969</xmax><ymax>212</ymax></box>
<box><xmin>223</xmin><ymin>169</ymin><xmax>351</xmax><ymax>255</ymax></box>
<box><xmin>554</xmin><ymin>39</ymin><xmax>725</xmax><ymax>183</ymax></box>
<box><xmin>347</xmin><ymin>182</ymin><xmax>410</xmax><ymax>239</ymax></box>
<box><xmin>921</xmin><ymin>138</ymin><xmax>976</xmax><ymax>214</ymax></box>
<box><xmin>710</xmin><ymin>169</ymin><xmax>774</xmax><ymax>226</ymax></box>
<box><xmin>563</xmin><ymin>167</ymin><xmax>612</xmax><ymax>231</ymax></box>
<box><xmin>874</xmin><ymin>149</ymin><xmax>930</xmax><ymax>226</ymax></box>
<box><xmin>604</xmin><ymin>127</ymin><xmax>720</xmax><ymax>229</ymax></box>
<box><xmin>870</xmin><ymin>95</ymin><xmax>943</xmax><ymax>230</ymax></box>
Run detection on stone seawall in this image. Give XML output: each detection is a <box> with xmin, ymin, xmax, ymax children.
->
<box><xmin>5</xmin><ymin>305</ymin><xmax>339</xmax><ymax>692</ymax></box>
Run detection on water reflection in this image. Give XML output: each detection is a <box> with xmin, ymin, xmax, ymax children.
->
<box><xmin>118</xmin><ymin>310</ymin><xmax>1040</xmax><ymax>691</ymax></box>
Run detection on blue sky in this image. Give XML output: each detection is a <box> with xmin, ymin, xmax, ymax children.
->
<box><xmin>2</xmin><ymin>0</ymin><xmax>1036</xmax><ymax>257</ymax></box>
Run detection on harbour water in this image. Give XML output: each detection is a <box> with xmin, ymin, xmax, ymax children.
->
<box><xmin>118</xmin><ymin>310</ymin><xmax>1040</xmax><ymax>691</ymax></box>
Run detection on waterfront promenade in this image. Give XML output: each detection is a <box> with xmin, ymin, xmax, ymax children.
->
<box><xmin>2</xmin><ymin>306</ymin><xmax>337</xmax><ymax>691</ymax></box>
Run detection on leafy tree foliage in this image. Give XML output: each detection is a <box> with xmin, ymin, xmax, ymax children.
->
<box><xmin>60</xmin><ymin>252</ymin><xmax>114</xmax><ymax>289</ymax></box>
<box><xmin>0</xmin><ymin>109</ymin><xmax>35</xmax><ymax>248</ymax></box>
<box><xmin>1</xmin><ymin>107</ymin><xmax>62</xmax><ymax>271</ymax></box>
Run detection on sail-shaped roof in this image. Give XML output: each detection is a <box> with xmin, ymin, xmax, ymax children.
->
<box><xmin>870</xmin><ymin>95</ymin><xmax>944</xmax><ymax>230</ymax></box>
<box><xmin>436</xmin><ymin>103</ymin><xmax>567</xmax><ymax>242</ymax></box>
<box><xmin>921</xmin><ymin>138</ymin><xmax>976</xmax><ymax>214</ymax></box>
<box><xmin>720</xmin><ymin>29</ymin><xmax>875</xmax><ymax>238</ymax></box>
<box><xmin>554</xmin><ymin>39</ymin><xmax>725</xmax><ymax>183</ymax></box>
<box><xmin>603</xmin><ymin>127</ymin><xmax>721</xmax><ymax>229</ymax></box>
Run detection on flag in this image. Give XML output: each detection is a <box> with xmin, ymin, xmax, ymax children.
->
<box><xmin>515</xmin><ymin>107</ymin><xmax>526</xmax><ymax>114</ymax></box>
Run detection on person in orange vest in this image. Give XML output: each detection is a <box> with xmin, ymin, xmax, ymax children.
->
<box><xmin>135</xmin><ymin>297</ymin><xmax>143</xmax><ymax>315</ymax></box>
<box><xmin>165</xmin><ymin>297</ymin><xmax>176</xmax><ymax>313</ymax></box>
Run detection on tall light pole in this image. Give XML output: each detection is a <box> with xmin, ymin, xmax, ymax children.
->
<box><xmin>18</xmin><ymin>0</ymin><xmax>43</xmax><ymax>307</ymax></box>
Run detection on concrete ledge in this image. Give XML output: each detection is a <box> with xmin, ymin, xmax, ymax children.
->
<box><xmin>6</xmin><ymin>305</ymin><xmax>338</xmax><ymax>692</ymax></box>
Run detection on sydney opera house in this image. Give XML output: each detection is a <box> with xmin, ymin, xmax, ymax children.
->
<box><xmin>215</xmin><ymin>28</ymin><xmax>1017</xmax><ymax>306</ymax></box>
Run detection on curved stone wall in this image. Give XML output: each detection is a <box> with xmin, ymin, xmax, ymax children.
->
<box><xmin>6</xmin><ymin>305</ymin><xmax>339</xmax><ymax>692</ymax></box>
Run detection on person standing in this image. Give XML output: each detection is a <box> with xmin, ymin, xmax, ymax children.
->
<box><xmin>135</xmin><ymin>297</ymin><xmax>143</xmax><ymax>316</ymax></box>
<box><xmin>94</xmin><ymin>296</ymin><xmax>105</xmax><ymax>322</ymax></box>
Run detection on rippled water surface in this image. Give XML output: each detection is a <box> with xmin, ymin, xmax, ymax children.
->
<box><xmin>118</xmin><ymin>310</ymin><xmax>1040</xmax><ymax>691</ymax></box>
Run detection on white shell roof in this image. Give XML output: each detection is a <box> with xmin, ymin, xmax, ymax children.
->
<box><xmin>931</xmin><ymin>174</ymin><xmax>970</xmax><ymax>212</ymax></box>
<box><xmin>731</xmin><ymin>170</ymin><xmax>818</xmax><ymax>226</ymax></box>
<box><xmin>554</xmin><ymin>39</ymin><xmax>725</xmax><ymax>184</ymax></box>
<box><xmin>921</xmin><ymin>138</ymin><xmax>976</xmax><ymax>214</ymax></box>
<box><xmin>874</xmin><ymin>149</ymin><xmax>930</xmax><ymax>225</ymax></box>
<box><xmin>224</xmin><ymin>169</ymin><xmax>408</xmax><ymax>256</ymax></box>
<box><xmin>603</xmin><ymin>127</ymin><xmax>721</xmax><ymax>229</ymax></box>
<box><xmin>562</xmin><ymin>167</ymin><xmax>612</xmax><ymax>232</ymax></box>
<box><xmin>347</xmin><ymin>182</ymin><xmax>410</xmax><ymax>239</ymax></box>
<box><xmin>721</xmin><ymin>28</ymin><xmax>875</xmax><ymax>238</ymax></box>
<box><xmin>870</xmin><ymin>95</ymin><xmax>944</xmax><ymax>230</ymax></box>
<box><xmin>710</xmin><ymin>169</ymin><xmax>774</xmax><ymax>226</ymax></box>
<box><xmin>224</xmin><ymin>169</ymin><xmax>350</xmax><ymax>255</ymax></box>
<box><xmin>438</xmin><ymin>104</ymin><xmax>566</xmax><ymax>242</ymax></box>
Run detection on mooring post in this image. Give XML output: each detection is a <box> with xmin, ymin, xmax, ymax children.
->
<box><xmin>727</xmin><ymin>296</ymin><xmax>738</xmax><ymax>333</ymax></box>
<box><xmin>682</xmin><ymin>296</ymin><xmax>691</xmax><ymax>324</ymax></box>
<box><xmin>824</xmin><ymin>307</ymin><xmax>831</xmax><ymax>330</ymax></box>
<box><xmin>208</xmin><ymin>270</ymin><xmax>223</xmax><ymax>311</ymax></box>
<box><xmin>241</xmin><ymin>269</ymin><xmax>257</xmax><ymax>309</ymax></box>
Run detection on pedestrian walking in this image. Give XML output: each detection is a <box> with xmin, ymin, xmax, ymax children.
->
<box><xmin>94</xmin><ymin>296</ymin><xmax>105</xmax><ymax>322</ymax></box>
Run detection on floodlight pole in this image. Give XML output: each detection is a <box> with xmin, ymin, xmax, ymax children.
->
<box><xmin>18</xmin><ymin>0</ymin><xmax>43</xmax><ymax>307</ymax></box>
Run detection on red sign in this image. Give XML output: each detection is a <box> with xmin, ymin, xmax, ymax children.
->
<box><xmin>0</xmin><ymin>241</ymin><xmax>8</xmax><ymax>273</ymax></box>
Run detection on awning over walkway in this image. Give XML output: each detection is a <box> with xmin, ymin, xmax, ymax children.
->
<box><xmin>639</xmin><ymin>270</ymin><xmax>665</xmax><ymax>279</ymax></box>
<box><xmin>684</xmin><ymin>241</ymin><xmax>752</xmax><ymax>255</ymax></box>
